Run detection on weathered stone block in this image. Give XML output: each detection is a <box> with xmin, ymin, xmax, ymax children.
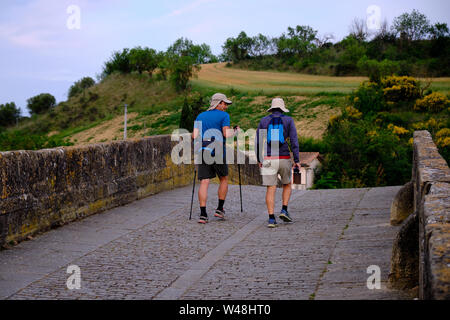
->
<box><xmin>390</xmin><ymin>181</ymin><xmax>414</xmax><ymax>226</ymax></box>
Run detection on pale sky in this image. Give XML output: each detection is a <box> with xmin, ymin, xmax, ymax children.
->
<box><xmin>1</xmin><ymin>0</ymin><xmax>449</xmax><ymax>116</ymax></box>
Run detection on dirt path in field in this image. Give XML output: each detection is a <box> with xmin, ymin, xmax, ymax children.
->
<box><xmin>69</xmin><ymin>112</ymin><xmax>139</xmax><ymax>145</ymax></box>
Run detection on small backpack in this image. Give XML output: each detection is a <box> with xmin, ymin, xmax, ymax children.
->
<box><xmin>267</xmin><ymin>114</ymin><xmax>285</xmax><ymax>146</ymax></box>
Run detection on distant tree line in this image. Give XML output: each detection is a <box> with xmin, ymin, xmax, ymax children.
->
<box><xmin>222</xmin><ymin>9</ymin><xmax>450</xmax><ymax>77</ymax></box>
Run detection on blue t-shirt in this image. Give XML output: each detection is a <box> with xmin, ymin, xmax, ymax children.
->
<box><xmin>194</xmin><ymin>109</ymin><xmax>230</xmax><ymax>141</ymax></box>
<box><xmin>194</xmin><ymin>109</ymin><xmax>230</xmax><ymax>159</ymax></box>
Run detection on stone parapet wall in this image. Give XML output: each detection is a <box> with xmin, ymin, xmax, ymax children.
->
<box><xmin>412</xmin><ymin>130</ymin><xmax>450</xmax><ymax>300</ymax></box>
<box><xmin>0</xmin><ymin>135</ymin><xmax>193</xmax><ymax>247</ymax></box>
<box><xmin>0</xmin><ymin>135</ymin><xmax>261</xmax><ymax>248</ymax></box>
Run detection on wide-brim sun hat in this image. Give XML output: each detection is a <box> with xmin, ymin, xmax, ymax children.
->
<box><xmin>207</xmin><ymin>93</ymin><xmax>232</xmax><ymax>111</ymax></box>
<box><xmin>267</xmin><ymin>98</ymin><xmax>289</xmax><ymax>113</ymax></box>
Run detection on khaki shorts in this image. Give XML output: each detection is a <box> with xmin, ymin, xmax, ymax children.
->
<box><xmin>260</xmin><ymin>159</ymin><xmax>292</xmax><ymax>186</ymax></box>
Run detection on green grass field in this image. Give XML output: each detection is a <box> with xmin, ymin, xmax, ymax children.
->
<box><xmin>193</xmin><ymin>63</ymin><xmax>450</xmax><ymax>96</ymax></box>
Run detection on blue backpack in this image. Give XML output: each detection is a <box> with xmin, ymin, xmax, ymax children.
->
<box><xmin>267</xmin><ymin>114</ymin><xmax>285</xmax><ymax>146</ymax></box>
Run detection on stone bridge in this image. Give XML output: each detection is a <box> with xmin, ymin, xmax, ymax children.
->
<box><xmin>1</xmin><ymin>184</ymin><xmax>408</xmax><ymax>300</ymax></box>
<box><xmin>0</xmin><ymin>132</ymin><xmax>447</xmax><ymax>300</ymax></box>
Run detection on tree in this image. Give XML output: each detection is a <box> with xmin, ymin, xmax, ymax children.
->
<box><xmin>68</xmin><ymin>77</ymin><xmax>95</xmax><ymax>98</ymax></box>
<box><xmin>392</xmin><ymin>9</ymin><xmax>431</xmax><ymax>42</ymax></box>
<box><xmin>179</xmin><ymin>92</ymin><xmax>206</xmax><ymax>131</ymax></box>
<box><xmin>429</xmin><ymin>23</ymin><xmax>450</xmax><ymax>39</ymax></box>
<box><xmin>0</xmin><ymin>102</ymin><xmax>21</xmax><ymax>127</ymax></box>
<box><xmin>129</xmin><ymin>46</ymin><xmax>158</xmax><ymax>75</ymax></box>
<box><xmin>168</xmin><ymin>38</ymin><xmax>217</xmax><ymax>64</ymax></box>
<box><xmin>27</xmin><ymin>93</ymin><xmax>56</xmax><ymax>115</ymax></box>
<box><xmin>102</xmin><ymin>48</ymin><xmax>132</xmax><ymax>77</ymax></box>
<box><xmin>335</xmin><ymin>36</ymin><xmax>366</xmax><ymax>75</ymax></box>
<box><xmin>251</xmin><ymin>33</ymin><xmax>273</xmax><ymax>56</ymax></box>
<box><xmin>349</xmin><ymin>18</ymin><xmax>369</xmax><ymax>42</ymax></box>
<box><xmin>222</xmin><ymin>31</ymin><xmax>254</xmax><ymax>62</ymax></box>
<box><xmin>276</xmin><ymin>25</ymin><xmax>318</xmax><ymax>57</ymax></box>
<box><xmin>168</xmin><ymin>55</ymin><xmax>200</xmax><ymax>92</ymax></box>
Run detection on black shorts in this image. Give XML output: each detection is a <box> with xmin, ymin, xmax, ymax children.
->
<box><xmin>198</xmin><ymin>163</ymin><xmax>228</xmax><ymax>180</ymax></box>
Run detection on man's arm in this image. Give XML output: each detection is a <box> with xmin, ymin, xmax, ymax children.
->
<box><xmin>192</xmin><ymin>127</ymin><xmax>199</xmax><ymax>140</ymax></box>
<box><xmin>289</xmin><ymin>118</ymin><xmax>300</xmax><ymax>167</ymax></box>
<box><xmin>256</xmin><ymin>121</ymin><xmax>262</xmax><ymax>166</ymax></box>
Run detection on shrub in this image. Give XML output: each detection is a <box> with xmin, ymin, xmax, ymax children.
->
<box><xmin>169</xmin><ymin>55</ymin><xmax>200</xmax><ymax>92</ymax></box>
<box><xmin>387</xmin><ymin>123</ymin><xmax>409</xmax><ymax>135</ymax></box>
<box><xmin>0</xmin><ymin>129</ymin><xmax>73</xmax><ymax>151</ymax></box>
<box><xmin>357</xmin><ymin>57</ymin><xmax>400</xmax><ymax>82</ymax></box>
<box><xmin>381</xmin><ymin>76</ymin><xmax>420</xmax><ymax>102</ymax></box>
<box><xmin>435</xmin><ymin>128</ymin><xmax>450</xmax><ymax>164</ymax></box>
<box><xmin>27</xmin><ymin>93</ymin><xmax>56</xmax><ymax>115</ymax></box>
<box><xmin>179</xmin><ymin>92</ymin><xmax>206</xmax><ymax>131</ymax></box>
<box><xmin>0</xmin><ymin>102</ymin><xmax>21</xmax><ymax>127</ymax></box>
<box><xmin>414</xmin><ymin>92</ymin><xmax>450</xmax><ymax>112</ymax></box>
<box><xmin>320</xmin><ymin>118</ymin><xmax>412</xmax><ymax>188</ymax></box>
<box><xmin>351</xmin><ymin>81</ymin><xmax>386</xmax><ymax>114</ymax></box>
<box><xmin>102</xmin><ymin>48</ymin><xmax>132</xmax><ymax>77</ymax></box>
<box><xmin>68</xmin><ymin>77</ymin><xmax>95</xmax><ymax>98</ymax></box>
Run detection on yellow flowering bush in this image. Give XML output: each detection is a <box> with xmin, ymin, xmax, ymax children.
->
<box><xmin>344</xmin><ymin>106</ymin><xmax>362</xmax><ymax>120</ymax></box>
<box><xmin>414</xmin><ymin>92</ymin><xmax>450</xmax><ymax>113</ymax></box>
<box><xmin>328</xmin><ymin>114</ymin><xmax>341</xmax><ymax>128</ymax></box>
<box><xmin>387</xmin><ymin>123</ymin><xmax>409</xmax><ymax>135</ymax></box>
<box><xmin>436</xmin><ymin>128</ymin><xmax>450</xmax><ymax>148</ymax></box>
<box><xmin>381</xmin><ymin>76</ymin><xmax>420</xmax><ymax>102</ymax></box>
<box><xmin>412</xmin><ymin>118</ymin><xmax>441</xmax><ymax>130</ymax></box>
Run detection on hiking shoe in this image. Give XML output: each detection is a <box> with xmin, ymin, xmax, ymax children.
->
<box><xmin>267</xmin><ymin>217</ymin><xmax>278</xmax><ymax>228</ymax></box>
<box><xmin>198</xmin><ymin>215</ymin><xmax>208</xmax><ymax>224</ymax></box>
<box><xmin>279</xmin><ymin>209</ymin><xmax>293</xmax><ymax>223</ymax></box>
<box><xmin>214</xmin><ymin>208</ymin><xmax>225</xmax><ymax>220</ymax></box>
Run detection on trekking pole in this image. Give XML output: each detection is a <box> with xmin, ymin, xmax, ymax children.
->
<box><xmin>189</xmin><ymin>166</ymin><xmax>197</xmax><ymax>220</ymax></box>
<box><xmin>238</xmin><ymin>163</ymin><xmax>243</xmax><ymax>212</ymax></box>
<box><xmin>234</xmin><ymin>126</ymin><xmax>243</xmax><ymax>213</ymax></box>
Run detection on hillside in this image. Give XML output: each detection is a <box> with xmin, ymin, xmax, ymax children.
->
<box><xmin>5</xmin><ymin>68</ymin><xmax>352</xmax><ymax>148</ymax></box>
<box><xmin>3</xmin><ymin>64</ymin><xmax>449</xmax><ymax>150</ymax></box>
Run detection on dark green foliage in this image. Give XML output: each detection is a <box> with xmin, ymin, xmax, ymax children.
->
<box><xmin>27</xmin><ymin>93</ymin><xmax>56</xmax><ymax>115</ymax></box>
<box><xmin>357</xmin><ymin>57</ymin><xmax>400</xmax><ymax>82</ymax></box>
<box><xmin>169</xmin><ymin>55</ymin><xmax>200</xmax><ymax>92</ymax></box>
<box><xmin>351</xmin><ymin>82</ymin><xmax>386</xmax><ymax>114</ymax></box>
<box><xmin>0</xmin><ymin>102</ymin><xmax>21</xmax><ymax>127</ymax></box>
<box><xmin>298</xmin><ymin>137</ymin><xmax>328</xmax><ymax>154</ymax></box>
<box><xmin>168</xmin><ymin>38</ymin><xmax>217</xmax><ymax>64</ymax></box>
<box><xmin>179</xmin><ymin>92</ymin><xmax>206</xmax><ymax>132</ymax></box>
<box><xmin>0</xmin><ymin>129</ymin><xmax>73</xmax><ymax>151</ymax></box>
<box><xmin>317</xmin><ymin>118</ymin><xmax>412</xmax><ymax>188</ymax></box>
<box><xmin>392</xmin><ymin>9</ymin><xmax>431</xmax><ymax>42</ymax></box>
<box><xmin>276</xmin><ymin>25</ymin><xmax>318</xmax><ymax>57</ymax></box>
<box><xmin>129</xmin><ymin>46</ymin><xmax>158</xmax><ymax>75</ymax></box>
<box><xmin>68</xmin><ymin>77</ymin><xmax>95</xmax><ymax>98</ymax></box>
<box><xmin>102</xmin><ymin>48</ymin><xmax>132</xmax><ymax>76</ymax></box>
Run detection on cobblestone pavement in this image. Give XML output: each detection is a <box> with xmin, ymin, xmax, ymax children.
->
<box><xmin>0</xmin><ymin>184</ymin><xmax>410</xmax><ymax>300</ymax></box>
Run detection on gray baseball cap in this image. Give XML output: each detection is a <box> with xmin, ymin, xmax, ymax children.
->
<box><xmin>207</xmin><ymin>93</ymin><xmax>232</xmax><ymax>111</ymax></box>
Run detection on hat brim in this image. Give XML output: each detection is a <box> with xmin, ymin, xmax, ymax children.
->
<box><xmin>267</xmin><ymin>106</ymin><xmax>289</xmax><ymax>113</ymax></box>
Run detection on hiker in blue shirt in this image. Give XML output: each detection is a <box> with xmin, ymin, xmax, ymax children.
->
<box><xmin>256</xmin><ymin>98</ymin><xmax>300</xmax><ymax>228</ymax></box>
<box><xmin>192</xmin><ymin>93</ymin><xmax>239</xmax><ymax>224</ymax></box>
